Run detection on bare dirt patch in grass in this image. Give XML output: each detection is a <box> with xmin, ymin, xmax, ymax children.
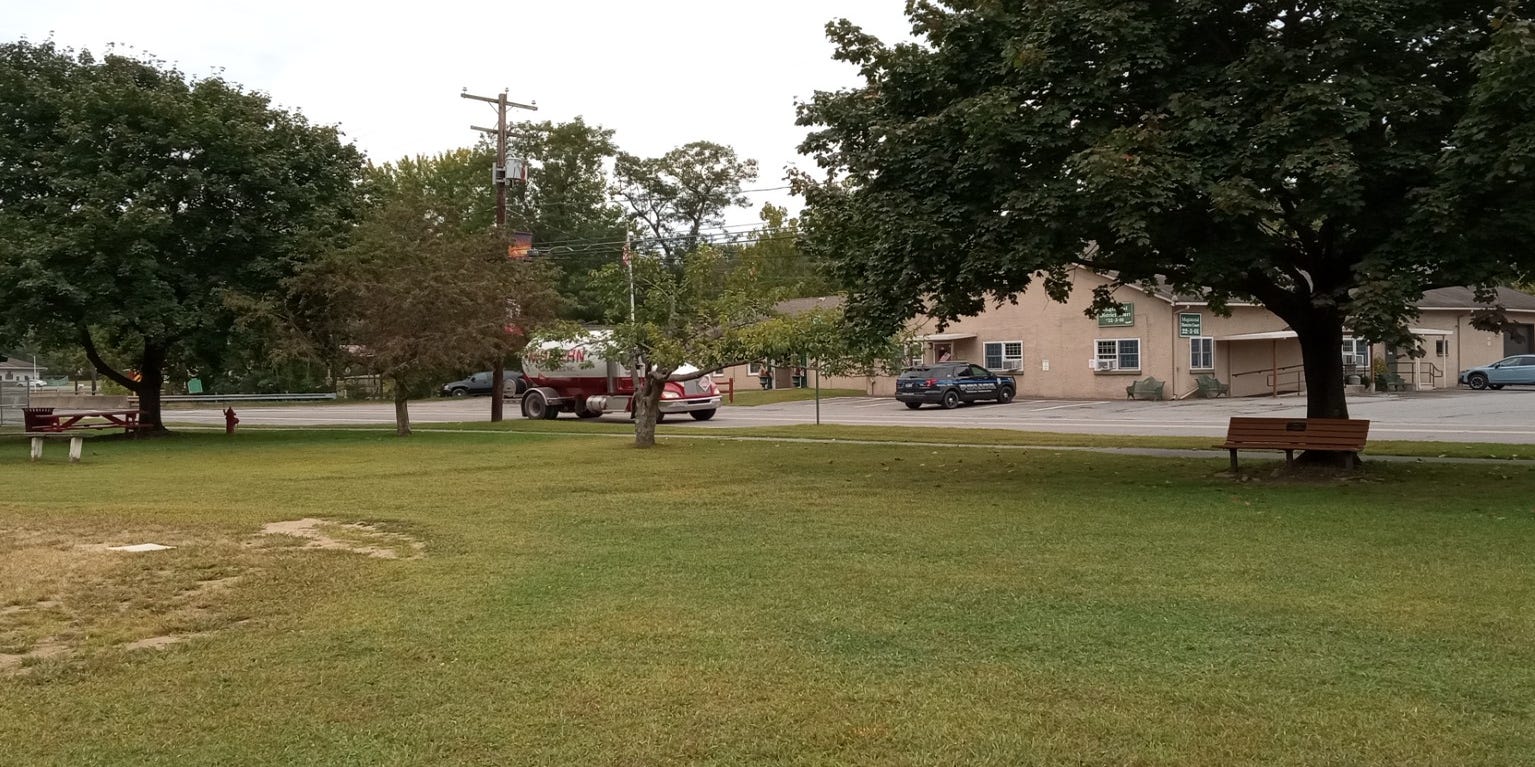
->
<box><xmin>2</xmin><ymin>516</ymin><xmax>424</xmax><ymax>675</ymax></box>
<box><xmin>258</xmin><ymin>518</ymin><xmax>424</xmax><ymax>560</ymax></box>
<box><xmin>0</xmin><ymin>524</ymin><xmax>261</xmax><ymax>675</ymax></box>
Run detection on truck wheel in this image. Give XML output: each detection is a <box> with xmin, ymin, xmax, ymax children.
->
<box><xmin>941</xmin><ymin>389</ymin><xmax>961</xmax><ymax>409</ymax></box>
<box><xmin>690</xmin><ymin>409</ymin><xmax>716</xmax><ymax>421</ymax></box>
<box><xmin>904</xmin><ymin>402</ymin><xmax>922</xmax><ymax>410</ymax></box>
<box><xmin>522</xmin><ymin>390</ymin><xmax>558</xmax><ymax>420</ymax></box>
<box><xmin>450</xmin><ymin>387</ymin><xmax>468</xmax><ymax>397</ymax></box>
<box><xmin>573</xmin><ymin>400</ymin><xmax>601</xmax><ymax>419</ymax></box>
<box><xmin>997</xmin><ymin>386</ymin><xmax>1015</xmax><ymax>404</ymax></box>
<box><xmin>655</xmin><ymin>413</ymin><xmax>667</xmax><ymax>424</ymax></box>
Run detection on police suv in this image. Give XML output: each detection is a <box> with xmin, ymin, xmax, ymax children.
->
<box><xmin>896</xmin><ymin>362</ymin><xmax>1016</xmax><ymax>410</ymax></box>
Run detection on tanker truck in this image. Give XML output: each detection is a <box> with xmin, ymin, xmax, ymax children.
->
<box><xmin>518</xmin><ymin>333</ymin><xmax>722</xmax><ymax>422</ymax></box>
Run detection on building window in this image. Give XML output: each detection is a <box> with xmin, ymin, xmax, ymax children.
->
<box><xmin>1190</xmin><ymin>337</ymin><xmax>1214</xmax><ymax>370</ymax></box>
<box><xmin>1095</xmin><ymin>339</ymin><xmax>1140</xmax><ymax>371</ymax></box>
<box><xmin>1341</xmin><ymin>338</ymin><xmax>1369</xmax><ymax>370</ymax></box>
<box><xmin>1434</xmin><ymin>339</ymin><xmax>1449</xmax><ymax>357</ymax></box>
<box><xmin>984</xmin><ymin>341</ymin><xmax>1023</xmax><ymax>371</ymax></box>
<box><xmin>747</xmin><ymin>361</ymin><xmax>763</xmax><ymax>376</ymax></box>
<box><xmin>904</xmin><ymin>342</ymin><xmax>924</xmax><ymax>368</ymax></box>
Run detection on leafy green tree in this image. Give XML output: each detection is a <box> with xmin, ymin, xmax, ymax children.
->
<box><xmin>507</xmin><ymin>119</ymin><xmax>629</xmax><ymax>318</ymax></box>
<box><xmin>615</xmin><ymin>141</ymin><xmax>758</xmax><ymax>260</ymax></box>
<box><xmin>583</xmin><ymin>246</ymin><xmax>820</xmax><ymax>447</ymax></box>
<box><xmin>296</xmin><ymin>176</ymin><xmax>561</xmax><ymax>436</ymax></box>
<box><xmin>0</xmin><ymin>40</ymin><xmax>363</xmax><ymax>430</ymax></box>
<box><xmin>732</xmin><ymin>204</ymin><xmax>838</xmax><ymax>299</ymax></box>
<box><xmin>797</xmin><ymin>3</ymin><xmax>1535</xmax><ymax>445</ymax></box>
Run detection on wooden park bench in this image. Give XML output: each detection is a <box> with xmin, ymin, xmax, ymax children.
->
<box><xmin>1195</xmin><ymin>374</ymin><xmax>1230</xmax><ymax>398</ymax></box>
<box><xmin>1125</xmin><ymin>377</ymin><xmax>1165</xmax><ymax>400</ymax></box>
<box><xmin>1218</xmin><ymin>417</ymin><xmax>1370</xmax><ymax>471</ymax></box>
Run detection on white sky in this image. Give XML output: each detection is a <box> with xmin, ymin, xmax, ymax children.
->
<box><xmin>7</xmin><ymin>0</ymin><xmax>914</xmax><ymax>228</ymax></box>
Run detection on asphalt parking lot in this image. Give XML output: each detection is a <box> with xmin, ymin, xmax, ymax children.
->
<box><xmin>163</xmin><ymin>388</ymin><xmax>1535</xmax><ymax>444</ymax></box>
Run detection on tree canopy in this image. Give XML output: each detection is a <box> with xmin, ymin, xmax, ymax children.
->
<box><xmin>797</xmin><ymin>2</ymin><xmax>1535</xmax><ymax>423</ymax></box>
<box><xmin>0</xmin><ymin>40</ymin><xmax>363</xmax><ymax>428</ymax></box>
<box><xmin>615</xmin><ymin>141</ymin><xmax>758</xmax><ymax>260</ymax></box>
<box><xmin>297</xmin><ymin>161</ymin><xmax>560</xmax><ymax>436</ymax></box>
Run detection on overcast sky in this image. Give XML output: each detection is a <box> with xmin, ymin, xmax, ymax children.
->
<box><xmin>8</xmin><ymin>0</ymin><xmax>915</xmax><ymax>228</ymax></box>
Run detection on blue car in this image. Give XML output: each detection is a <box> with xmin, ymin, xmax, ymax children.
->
<box><xmin>896</xmin><ymin>362</ymin><xmax>1016</xmax><ymax>409</ymax></box>
<box><xmin>1459</xmin><ymin>355</ymin><xmax>1535</xmax><ymax>390</ymax></box>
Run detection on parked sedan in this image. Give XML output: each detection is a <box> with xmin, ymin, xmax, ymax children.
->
<box><xmin>1460</xmin><ymin>355</ymin><xmax>1535</xmax><ymax>390</ymax></box>
<box><xmin>440</xmin><ymin>371</ymin><xmax>527</xmax><ymax>397</ymax></box>
<box><xmin>896</xmin><ymin>362</ymin><xmax>1016</xmax><ymax>409</ymax></box>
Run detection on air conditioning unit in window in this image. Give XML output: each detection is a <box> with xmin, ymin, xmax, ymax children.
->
<box><xmin>1342</xmin><ymin>354</ymin><xmax>1366</xmax><ymax>368</ymax></box>
<box><xmin>1091</xmin><ymin>359</ymin><xmax>1118</xmax><ymax>372</ymax></box>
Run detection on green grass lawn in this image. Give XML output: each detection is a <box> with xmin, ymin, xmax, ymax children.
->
<box><xmin>3</xmin><ymin>429</ymin><xmax>1534</xmax><ymax>765</ymax></box>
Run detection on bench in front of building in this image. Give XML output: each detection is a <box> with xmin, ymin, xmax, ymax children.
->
<box><xmin>1219</xmin><ymin>417</ymin><xmax>1370</xmax><ymax>471</ymax></box>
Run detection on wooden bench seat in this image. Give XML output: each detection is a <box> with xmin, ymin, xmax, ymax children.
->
<box><xmin>1218</xmin><ymin>417</ymin><xmax>1370</xmax><ymax>471</ymax></box>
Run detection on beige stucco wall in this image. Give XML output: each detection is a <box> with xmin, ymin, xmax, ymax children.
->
<box><xmin>718</xmin><ymin>277</ymin><xmax>1534</xmax><ymax>400</ymax></box>
<box><xmin>900</xmin><ymin>272</ymin><xmax>1318</xmax><ymax>400</ymax></box>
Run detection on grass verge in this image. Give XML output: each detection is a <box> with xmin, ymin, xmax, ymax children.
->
<box><xmin>2</xmin><ymin>429</ymin><xmax>1533</xmax><ymax>765</ymax></box>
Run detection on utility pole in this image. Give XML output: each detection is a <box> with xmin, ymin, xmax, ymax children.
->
<box><xmin>463</xmin><ymin>89</ymin><xmax>537</xmax><ymax>422</ymax></box>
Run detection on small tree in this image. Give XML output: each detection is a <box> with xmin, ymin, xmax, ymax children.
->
<box><xmin>301</xmin><ymin>184</ymin><xmax>560</xmax><ymax>436</ymax></box>
<box><xmin>585</xmin><ymin>245</ymin><xmax>839</xmax><ymax>447</ymax></box>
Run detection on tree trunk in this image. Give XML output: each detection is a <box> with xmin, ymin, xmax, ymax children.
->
<box><xmin>79</xmin><ymin>328</ymin><xmax>168</xmax><ymax>433</ymax></box>
<box><xmin>1294</xmin><ymin>314</ymin><xmax>1359</xmax><ymax>467</ymax></box>
<box><xmin>393</xmin><ymin>379</ymin><xmax>412</xmax><ymax>437</ymax></box>
<box><xmin>1296</xmin><ymin>317</ymin><xmax>1349</xmax><ymax>419</ymax></box>
<box><xmin>632</xmin><ymin>374</ymin><xmax>665</xmax><ymax>448</ymax></box>
<box><xmin>134</xmin><ymin>342</ymin><xmax>167</xmax><ymax>432</ymax></box>
<box><xmin>491</xmin><ymin>362</ymin><xmax>505</xmax><ymax>423</ymax></box>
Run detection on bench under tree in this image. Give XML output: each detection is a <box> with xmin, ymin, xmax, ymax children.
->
<box><xmin>1218</xmin><ymin>417</ymin><xmax>1370</xmax><ymax>471</ymax></box>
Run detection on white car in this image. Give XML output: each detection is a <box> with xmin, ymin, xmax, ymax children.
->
<box><xmin>25</xmin><ymin>379</ymin><xmax>48</xmax><ymax>388</ymax></box>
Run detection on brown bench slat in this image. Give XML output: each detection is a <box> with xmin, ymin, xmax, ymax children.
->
<box><xmin>1218</xmin><ymin>417</ymin><xmax>1369</xmax><ymax>470</ymax></box>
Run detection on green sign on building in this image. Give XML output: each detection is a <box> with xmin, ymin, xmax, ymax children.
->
<box><xmin>1179</xmin><ymin>313</ymin><xmax>1202</xmax><ymax>337</ymax></box>
<box><xmin>1097</xmin><ymin>302</ymin><xmax>1135</xmax><ymax>327</ymax></box>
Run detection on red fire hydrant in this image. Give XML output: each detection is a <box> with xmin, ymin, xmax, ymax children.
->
<box><xmin>223</xmin><ymin>407</ymin><xmax>239</xmax><ymax>435</ymax></box>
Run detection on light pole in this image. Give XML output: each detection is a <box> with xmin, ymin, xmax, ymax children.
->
<box><xmin>463</xmin><ymin>89</ymin><xmax>537</xmax><ymax>421</ymax></box>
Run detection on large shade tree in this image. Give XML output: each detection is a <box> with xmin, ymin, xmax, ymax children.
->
<box><xmin>0</xmin><ymin>40</ymin><xmax>363</xmax><ymax>430</ymax></box>
<box><xmin>797</xmin><ymin>2</ymin><xmax>1535</xmax><ymax>446</ymax></box>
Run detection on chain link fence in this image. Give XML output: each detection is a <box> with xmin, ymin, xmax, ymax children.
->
<box><xmin>0</xmin><ymin>380</ymin><xmax>28</xmax><ymax>428</ymax></box>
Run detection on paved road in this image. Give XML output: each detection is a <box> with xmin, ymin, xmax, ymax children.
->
<box><xmin>163</xmin><ymin>388</ymin><xmax>1535</xmax><ymax>443</ymax></box>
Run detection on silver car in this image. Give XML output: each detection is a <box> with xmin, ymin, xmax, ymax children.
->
<box><xmin>1459</xmin><ymin>355</ymin><xmax>1535</xmax><ymax>390</ymax></box>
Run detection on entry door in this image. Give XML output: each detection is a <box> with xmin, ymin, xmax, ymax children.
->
<box><xmin>1505</xmin><ymin>324</ymin><xmax>1535</xmax><ymax>356</ymax></box>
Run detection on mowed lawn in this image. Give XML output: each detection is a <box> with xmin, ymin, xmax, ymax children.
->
<box><xmin>2</xmin><ymin>430</ymin><xmax>1533</xmax><ymax>766</ymax></box>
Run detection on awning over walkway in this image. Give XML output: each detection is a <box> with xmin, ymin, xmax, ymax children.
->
<box><xmin>915</xmin><ymin>332</ymin><xmax>977</xmax><ymax>342</ymax></box>
<box><xmin>1218</xmin><ymin>330</ymin><xmax>1296</xmax><ymax>341</ymax></box>
<box><xmin>1218</xmin><ymin>328</ymin><xmax>1454</xmax><ymax>341</ymax></box>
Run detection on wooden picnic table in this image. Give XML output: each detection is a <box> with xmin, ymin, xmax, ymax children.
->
<box><xmin>23</xmin><ymin>408</ymin><xmax>150</xmax><ymax>435</ymax></box>
<box><xmin>23</xmin><ymin>408</ymin><xmax>151</xmax><ymax>463</ymax></box>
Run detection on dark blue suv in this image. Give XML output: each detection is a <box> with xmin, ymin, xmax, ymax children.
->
<box><xmin>896</xmin><ymin>362</ymin><xmax>1016</xmax><ymax>410</ymax></box>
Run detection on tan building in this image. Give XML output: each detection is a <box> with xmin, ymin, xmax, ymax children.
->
<box><xmin>720</xmin><ymin>270</ymin><xmax>1535</xmax><ymax>400</ymax></box>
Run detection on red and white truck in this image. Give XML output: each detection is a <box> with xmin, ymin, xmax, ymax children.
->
<box><xmin>519</xmin><ymin>334</ymin><xmax>722</xmax><ymax>422</ymax></box>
